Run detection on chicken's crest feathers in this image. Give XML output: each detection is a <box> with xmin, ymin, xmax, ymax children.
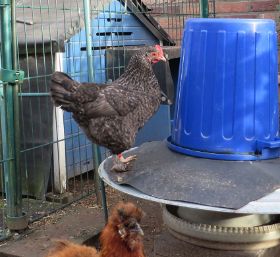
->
<box><xmin>100</xmin><ymin>202</ymin><xmax>145</xmax><ymax>255</ymax></box>
<box><xmin>107</xmin><ymin>202</ymin><xmax>144</xmax><ymax>226</ymax></box>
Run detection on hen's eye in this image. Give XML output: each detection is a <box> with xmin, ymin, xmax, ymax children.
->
<box><xmin>124</xmin><ymin>223</ymin><xmax>136</xmax><ymax>229</ymax></box>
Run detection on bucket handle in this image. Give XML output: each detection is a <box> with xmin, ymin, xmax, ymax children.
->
<box><xmin>256</xmin><ymin>139</ymin><xmax>280</xmax><ymax>151</ymax></box>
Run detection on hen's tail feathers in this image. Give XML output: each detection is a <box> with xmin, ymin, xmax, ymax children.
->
<box><xmin>50</xmin><ymin>71</ymin><xmax>79</xmax><ymax>112</ymax></box>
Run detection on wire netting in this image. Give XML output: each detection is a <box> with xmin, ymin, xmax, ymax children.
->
<box><xmin>0</xmin><ymin>0</ymin><xmax>215</xmax><ymax>239</ymax></box>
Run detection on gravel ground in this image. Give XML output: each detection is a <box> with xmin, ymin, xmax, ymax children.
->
<box><xmin>0</xmin><ymin>186</ymin><xmax>280</xmax><ymax>257</ymax></box>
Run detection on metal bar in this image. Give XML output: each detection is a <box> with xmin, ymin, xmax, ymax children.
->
<box><xmin>18</xmin><ymin>92</ymin><xmax>50</xmax><ymax>97</ymax></box>
<box><xmin>11</xmin><ymin>0</ymin><xmax>23</xmax><ymax>224</ymax></box>
<box><xmin>83</xmin><ymin>0</ymin><xmax>94</xmax><ymax>80</ymax></box>
<box><xmin>213</xmin><ymin>0</ymin><xmax>216</xmax><ymax>17</ymax></box>
<box><xmin>1</xmin><ymin>0</ymin><xmax>18</xmax><ymax>217</ymax></box>
<box><xmin>200</xmin><ymin>0</ymin><xmax>209</xmax><ymax>18</ymax></box>
<box><xmin>20</xmin><ymin>132</ymin><xmax>83</xmax><ymax>153</ymax></box>
<box><xmin>83</xmin><ymin>0</ymin><xmax>103</xmax><ymax>206</ymax></box>
<box><xmin>125</xmin><ymin>0</ymin><xmax>175</xmax><ymax>45</ymax></box>
<box><xmin>0</xmin><ymin>69</ymin><xmax>24</xmax><ymax>83</ymax></box>
<box><xmin>0</xmin><ymin>0</ymin><xmax>26</xmax><ymax>230</ymax></box>
<box><xmin>100</xmin><ymin>179</ymin><xmax>108</xmax><ymax>222</ymax></box>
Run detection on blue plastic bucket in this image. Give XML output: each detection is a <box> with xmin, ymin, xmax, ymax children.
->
<box><xmin>167</xmin><ymin>18</ymin><xmax>280</xmax><ymax>160</ymax></box>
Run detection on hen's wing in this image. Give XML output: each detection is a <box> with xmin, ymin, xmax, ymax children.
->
<box><xmin>77</xmin><ymin>83</ymin><xmax>141</xmax><ymax>119</ymax></box>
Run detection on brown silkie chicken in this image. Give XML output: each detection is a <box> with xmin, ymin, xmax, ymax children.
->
<box><xmin>45</xmin><ymin>202</ymin><xmax>145</xmax><ymax>257</ymax></box>
<box><xmin>50</xmin><ymin>45</ymin><xmax>166</xmax><ymax>172</ymax></box>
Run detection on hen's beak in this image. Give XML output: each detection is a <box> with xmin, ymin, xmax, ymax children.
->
<box><xmin>134</xmin><ymin>223</ymin><xmax>144</xmax><ymax>236</ymax></box>
<box><xmin>159</xmin><ymin>55</ymin><xmax>167</xmax><ymax>62</ymax></box>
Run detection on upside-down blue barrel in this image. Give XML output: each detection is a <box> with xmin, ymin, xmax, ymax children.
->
<box><xmin>167</xmin><ymin>18</ymin><xmax>280</xmax><ymax>160</ymax></box>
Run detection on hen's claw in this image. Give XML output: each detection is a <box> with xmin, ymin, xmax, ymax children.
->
<box><xmin>111</xmin><ymin>160</ymin><xmax>129</xmax><ymax>173</ymax></box>
<box><xmin>111</xmin><ymin>164</ymin><xmax>128</xmax><ymax>173</ymax></box>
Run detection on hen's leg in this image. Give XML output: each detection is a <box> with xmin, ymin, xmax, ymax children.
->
<box><xmin>110</xmin><ymin>153</ymin><xmax>137</xmax><ymax>173</ymax></box>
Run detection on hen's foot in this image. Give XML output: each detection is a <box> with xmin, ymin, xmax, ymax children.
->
<box><xmin>110</xmin><ymin>154</ymin><xmax>137</xmax><ymax>173</ymax></box>
<box><xmin>111</xmin><ymin>160</ymin><xmax>129</xmax><ymax>173</ymax></box>
<box><xmin>118</xmin><ymin>154</ymin><xmax>137</xmax><ymax>163</ymax></box>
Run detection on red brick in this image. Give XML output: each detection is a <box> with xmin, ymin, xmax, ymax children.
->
<box><xmin>154</xmin><ymin>16</ymin><xmax>184</xmax><ymax>30</ymax></box>
<box><xmin>250</xmin><ymin>0</ymin><xmax>278</xmax><ymax>12</ymax></box>
<box><xmin>215</xmin><ymin>1</ymin><xmax>250</xmax><ymax>13</ymax></box>
<box><xmin>216</xmin><ymin>13</ymin><xmax>259</xmax><ymax>18</ymax></box>
<box><xmin>257</xmin><ymin>11</ymin><xmax>278</xmax><ymax>19</ymax></box>
<box><xmin>150</xmin><ymin>3</ymin><xmax>197</xmax><ymax>16</ymax></box>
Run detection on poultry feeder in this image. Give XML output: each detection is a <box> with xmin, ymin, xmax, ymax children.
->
<box><xmin>99</xmin><ymin>18</ymin><xmax>280</xmax><ymax>251</ymax></box>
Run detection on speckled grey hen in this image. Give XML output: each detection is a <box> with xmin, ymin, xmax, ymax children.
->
<box><xmin>50</xmin><ymin>45</ymin><xmax>166</xmax><ymax>172</ymax></box>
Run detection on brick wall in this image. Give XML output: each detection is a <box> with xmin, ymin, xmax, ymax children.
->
<box><xmin>146</xmin><ymin>0</ymin><xmax>279</xmax><ymax>47</ymax></box>
<box><xmin>146</xmin><ymin>1</ymin><xmax>202</xmax><ymax>46</ymax></box>
<box><xmin>215</xmin><ymin>0</ymin><xmax>279</xmax><ymax>36</ymax></box>
<box><xmin>215</xmin><ymin>0</ymin><xmax>279</xmax><ymax>19</ymax></box>
<box><xmin>215</xmin><ymin>0</ymin><xmax>280</xmax><ymax>66</ymax></box>
<box><xmin>146</xmin><ymin>0</ymin><xmax>280</xmax><ymax>80</ymax></box>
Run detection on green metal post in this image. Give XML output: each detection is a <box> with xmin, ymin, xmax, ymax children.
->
<box><xmin>11</xmin><ymin>0</ymin><xmax>24</xmax><ymax>227</ymax></box>
<box><xmin>83</xmin><ymin>0</ymin><xmax>107</xmax><ymax>214</ymax></box>
<box><xmin>83</xmin><ymin>0</ymin><xmax>94</xmax><ymax>81</ymax></box>
<box><xmin>0</xmin><ymin>0</ymin><xmax>27</xmax><ymax>230</ymax></box>
<box><xmin>200</xmin><ymin>0</ymin><xmax>209</xmax><ymax>18</ymax></box>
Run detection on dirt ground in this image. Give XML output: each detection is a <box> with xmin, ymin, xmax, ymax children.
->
<box><xmin>0</xmin><ymin>187</ymin><xmax>280</xmax><ymax>257</ymax></box>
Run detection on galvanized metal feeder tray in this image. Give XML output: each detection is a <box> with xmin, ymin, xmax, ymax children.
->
<box><xmin>98</xmin><ymin>141</ymin><xmax>280</xmax><ymax>250</ymax></box>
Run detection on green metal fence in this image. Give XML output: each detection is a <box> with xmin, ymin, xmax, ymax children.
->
<box><xmin>0</xmin><ymin>0</ymin><xmax>215</xmax><ymax>240</ymax></box>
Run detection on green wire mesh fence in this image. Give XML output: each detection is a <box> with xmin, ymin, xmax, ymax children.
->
<box><xmin>0</xmin><ymin>0</ymin><xmax>215</xmax><ymax>239</ymax></box>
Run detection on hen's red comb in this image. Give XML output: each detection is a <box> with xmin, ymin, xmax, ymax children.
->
<box><xmin>155</xmin><ymin>44</ymin><xmax>163</xmax><ymax>53</ymax></box>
